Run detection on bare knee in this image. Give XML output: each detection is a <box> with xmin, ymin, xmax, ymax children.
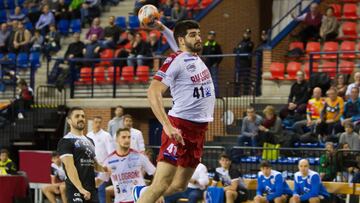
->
<box><xmin>149</xmin><ymin>181</ymin><xmax>171</xmax><ymax>195</ymax></box>
<box><xmin>225</xmin><ymin>190</ymin><xmax>237</xmax><ymax>200</ymax></box>
<box><xmin>253</xmin><ymin>195</ymin><xmax>262</xmax><ymax>202</ymax></box>
<box><xmin>290</xmin><ymin>197</ymin><xmax>300</xmax><ymax>203</ymax></box>
<box><xmin>274</xmin><ymin>196</ymin><xmax>286</xmax><ymax>203</ymax></box>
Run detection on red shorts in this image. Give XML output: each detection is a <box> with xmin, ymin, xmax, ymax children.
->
<box><xmin>157</xmin><ymin>116</ymin><xmax>208</xmax><ymax>168</ymax></box>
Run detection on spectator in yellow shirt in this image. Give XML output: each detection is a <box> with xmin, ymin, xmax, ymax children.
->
<box><xmin>0</xmin><ymin>149</ymin><xmax>17</xmax><ymax>175</ymax></box>
<box><xmin>318</xmin><ymin>88</ymin><xmax>344</xmax><ymax>142</ymax></box>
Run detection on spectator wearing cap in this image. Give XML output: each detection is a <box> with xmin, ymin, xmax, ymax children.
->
<box><xmin>35</xmin><ymin>5</ymin><xmax>55</xmax><ymax>34</ymax></box>
<box><xmin>234</xmin><ymin>28</ymin><xmax>254</xmax><ymax>96</ymax></box>
<box><xmin>202</xmin><ymin>31</ymin><xmax>223</xmax><ymax>97</ymax></box>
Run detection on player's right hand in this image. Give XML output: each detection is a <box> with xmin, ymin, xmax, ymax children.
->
<box><xmin>79</xmin><ymin>188</ymin><xmax>91</xmax><ymax>200</ymax></box>
<box><xmin>143</xmin><ymin>20</ymin><xmax>164</xmax><ymax>31</ymax></box>
<box><xmin>164</xmin><ymin>124</ymin><xmax>185</xmax><ymax>145</ymax></box>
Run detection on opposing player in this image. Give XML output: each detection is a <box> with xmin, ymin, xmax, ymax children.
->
<box><xmin>254</xmin><ymin>161</ymin><xmax>292</xmax><ymax>203</ymax></box>
<box><xmin>97</xmin><ymin>128</ymin><xmax>156</xmax><ymax>203</ymax></box>
<box><xmin>134</xmin><ymin>20</ymin><xmax>216</xmax><ymax>203</ymax></box>
<box><xmin>57</xmin><ymin>107</ymin><xmax>108</xmax><ymax>203</ymax></box>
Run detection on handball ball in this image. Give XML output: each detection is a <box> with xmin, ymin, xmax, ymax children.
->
<box><xmin>138</xmin><ymin>4</ymin><xmax>160</xmax><ymax>27</ymax></box>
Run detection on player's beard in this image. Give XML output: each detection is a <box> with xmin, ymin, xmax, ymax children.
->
<box><xmin>185</xmin><ymin>41</ymin><xmax>202</xmax><ymax>53</ymax></box>
<box><xmin>72</xmin><ymin>121</ymin><xmax>85</xmax><ymax>131</ymax></box>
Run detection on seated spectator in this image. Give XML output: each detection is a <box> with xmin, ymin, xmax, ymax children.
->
<box><xmin>69</xmin><ymin>0</ymin><xmax>82</xmax><ymax>20</ymax></box>
<box><xmin>149</xmin><ymin>32</ymin><xmax>161</xmax><ymax>54</ymax></box>
<box><xmin>0</xmin><ymin>23</ymin><xmax>10</xmax><ymax>54</ymax></box>
<box><xmin>55</xmin><ymin>0</ymin><xmax>71</xmax><ymax>21</ymax></box>
<box><xmin>41</xmin><ymin>152</ymin><xmax>67</xmax><ymax>203</ymax></box>
<box><xmin>341</xmin><ymin>87</ymin><xmax>360</xmax><ymax>129</ymax></box>
<box><xmin>43</xmin><ymin>24</ymin><xmax>61</xmax><ymax>55</ymax></box>
<box><xmin>292</xmin><ymin>2</ymin><xmax>322</xmax><ymax>43</ymax></box>
<box><xmin>293</xmin><ymin>87</ymin><xmax>324</xmax><ymax>142</ymax></box>
<box><xmin>290</xmin><ymin>159</ymin><xmax>329</xmax><ymax>203</ymax></box>
<box><xmin>280</xmin><ymin>71</ymin><xmax>310</xmax><ymax>120</ymax></box>
<box><xmin>319</xmin><ymin>7</ymin><xmax>339</xmax><ymax>41</ymax></box>
<box><xmin>123</xmin><ymin>114</ymin><xmax>145</xmax><ymax>152</ymax></box>
<box><xmin>30</xmin><ymin>29</ymin><xmax>44</xmax><ymax>52</ymax></box>
<box><xmin>83</xmin><ymin>34</ymin><xmax>101</xmax><ymax>64</ymax></box>
<box><xmin>318</xmin><ymin>88</ymin><xmax>344</xmax><ymax>142</ymax></box>
<box><xmin>9</xmin><ymin>79</ymin><xmax>34</xmax><ymax>120</ymax></box>
<box><xmin>86</xmin><ymin>17</ymin><xmax>104</xmax><ymax>41</ymax></box>
<box><xmin>8</xmin><ymin>6</ymin><xmax>28</xmax><ymax>23</ymax></box>
<box><xmin>209</xmin><ymin>154</ymin><xmax>248</xmax><ymax>203</ymax></box>
<box><xmin>345</xmin><ymin>72</ymin><xmax>360</xmax><ymax>99</ymax></box>
<box><xmin>258</xmin><ymin>105</ymin><xmax>283</xmax><ymax>146</ymax></box>
<box><xmin>254</xmin><ymin>161</ymin><xmax>292</xmax><ymax>203</ymax></box>
<box><xmin>339</xmin><ymin>122</ymin><xmax>360</xmax><ymax>150</ymax></box>
<box><xmin>6</xmin><ymin>20</ymin><xmax>19</xmax><ymax>53</ymax></box>
<box><xmin>171</xmin><ymin>2</ymin><xmax>187</xmax><ymax>22</ymax></box>
<box><xmin>165</xmin><ymin>162</ymin><xmax>209</xmax><ymax>203</ymax></box>
<box><xmin>104</xmin><ymin>16</ymin><xmax>123</xmax><ymax>44</ymax></box>
<box><xmin>0</xmin><ymin>149</ymin><xmax>17</xmax><ymax>175</ymax></box>
<box><xmin>160</xmin><ymin>0</ymin><xmax>174</xmax><ymax>27</ymax></box>
<box><xmin>337</xmin><ymin>143</ymin><xmax>359</xmax><ymax>182</ymax></box>
<box><xmin>127</xmin><ymin>32</ymin><xmax>151</xmax><ymax>67</ymax></box>
<box><xmin>237</xmin><ymin>106</ymin><xmax>263</xmax><ymax>146</ymax></box>
<box><xmin>35</xmin><ymin>5</ymin><xmax>55</xmax><ymax>34</ymax></box>
<box><xmin>64</xmin><ymin>32</ymin><xmax>85</xmax><ymax>60</ymax></box>
<box><xmin>81</xmin><ymin>0</ymin><xmax>101</xmax><ymax>27</ymax></box>
<box><xmin>13</xmin><ymin>22</ymin><xmax>32</xmax><ymax>53</ymax></box>
<box><xmin>332</xmin><ymin>74</ymin><xmax>348</xmax><ymax>99</ymax></box>
<box><xmin>319</xmin><ymin>142</ymin><xmax>337</xmax><ymax>181</ymax></box>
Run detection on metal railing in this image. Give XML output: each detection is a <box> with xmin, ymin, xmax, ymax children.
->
<box><xmin>47</xmin><ymin>53</ymin><xmax>262</xmax><ymax>99</ymax></box>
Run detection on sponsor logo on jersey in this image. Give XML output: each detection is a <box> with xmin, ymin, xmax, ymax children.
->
<box><xmin>156</xmin><ymin>71</ymin><xmax>166</xmax><ymax>79</ymax></box>
<box><xmin>190</xmin><ymin>69</ymin><xmax>211</xmax><ymax>83</ymax></box>
<box><xmin>186</xmin><ymin>64</ymin><xmax>196</xmax><ymax>73</ymax></box>
<box><xmin>112</xmin><ymin>171</ymin><xmax>140</xmax><ymax>182</ymax></box>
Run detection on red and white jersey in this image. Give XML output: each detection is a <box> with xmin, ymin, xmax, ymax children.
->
<box><xmin>99</xmin><ymin>149</ymin><xmax>156</xmax><ymax>203</ymax></box>
<box><xmin>154</xmin><ymin>51</ymin><xmax>215</xmax><ymax>123</ymax></box>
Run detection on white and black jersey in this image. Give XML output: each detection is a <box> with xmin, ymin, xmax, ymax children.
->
<box><xmin>57</xmin><ymin>133</ymin><xmax>98</xmax><ymax>202</ymax></box>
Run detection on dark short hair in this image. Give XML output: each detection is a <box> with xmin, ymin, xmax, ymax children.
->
<box><xmin>344</xmin><ymin>122</ymin><xmax>354</xmax><ymax>129</ymax></box>
<box><xmin>173</xmin><ymin>20</ymin><xmax>200</xmax><ymax>46</ymax></box>
<box><xmin>326</xmin><ymin>6</ymin><xmax>334</xmax><ymax>12</ymax></box>
<box><xmin>115</xmin><ymin>105</ymin><xmax>124</xmax><ymax>110</ymax></box>
<box><xmin>219</xmin><ymin>153</ymin><xmax>230</xmax><ymax>160</ymax></box>
<box><xmin>0</xmin><ymin>149</ymin><xmax>9</xmax><ymax>155</ymax></box>
<box><xmin>18</xmin><ymin>79</ymin><xmax>27</xmax><ymax>87</ymax></box>
<box><xmin>123</xmin><ymin>114</ymin><xmax>132</xmax><ymax>120</ymax></box>
<box><xmin>51</xmin><ymin>151</ymin><xmax>59</xmax><ymax>158</ymax></box>
<box><xmin>259</xmin><ymin>160</ymin><xmax>271</xmax><ymax>168</ymax></box>
<box><xmin>67</xmin><ymin>107</ymin><xmax>84</xmax><ymax>118</ymax></box>
<box><xmin>116</xmin><ymin>128</ymin><xmax>130</xmax><ymax>137</ymax></box>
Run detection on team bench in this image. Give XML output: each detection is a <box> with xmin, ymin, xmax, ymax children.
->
<box><xmin>178</xmin><ymin>179</ymin><xmax>360</xmax><ymax>203</ymax></box>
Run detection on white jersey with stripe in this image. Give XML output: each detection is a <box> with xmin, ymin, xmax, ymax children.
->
<box><xmin>154</xmin><ymin>51</ymin><xmax>215</xmax><ymax>123</ymax></box>
<box><xmin>99</xmin><ymin>149</ymin><xmax>156</xmax><ymax>203</ymax></box>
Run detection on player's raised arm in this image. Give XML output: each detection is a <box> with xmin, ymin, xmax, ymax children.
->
<box><xmin>144</xmin><ymin>20</ymin><xmax>179</xmax><ymax>52</ymax></box>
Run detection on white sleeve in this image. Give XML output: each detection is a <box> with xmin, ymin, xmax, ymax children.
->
<box><xmin>295</xmin><ymin>13</ymin><xmax>307</xmax><ymax>21</ymax></box>
<box><xmin>196</xmin><ymin>164</ymin><xmax>209</xmax><ymax>187</ymax></box>
<box><xmin>141</xmin><ymin>154</ymin><xmax>156</xmax><ymax>175</ymax></box>
<box><xmin>154</xmin><ymin>56</ymin><xmax>180</xmax><ymax>87</ymax></box>
<box><xmin>137</xmin><ymin>131</ymin><xmax>145</xmax><ymax>152</ymax></box>
<box><xmin>161</xmin><ymin>26</ymin><xmax>179</xmax><ymax>52</ymax></box>
<box><xmin>345</xmin><ymin>84</ymin><xmax>353</xmax><ymax>97</ymax></box>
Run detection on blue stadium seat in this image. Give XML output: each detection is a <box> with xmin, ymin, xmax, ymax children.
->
<box><xmin>58</xmin><ymin>19</ymin><xmax>69</xmax><ymax>35</ymax></box>
<box><xmin>29</xmin><ymin>52</ymin><xmax>41</xmax><ymax>69</ymax></box>
<box><xmin>7</xmin><ymin>52</ymin><xmax>16</xmax><ymax>62</ymax></box>
<box><xmin>128</xmin><ymin>15</ymin><xmax>140</xmax><ymax>29</ymax></box>
<box><xmin>24</xmin><ymin>21</ymin><xmax>33</xmax><ymax>31</ymax></box>
<box><xmin>0</xmin><ymin>0</ymin><xmax>4</xmax><ymax>10</ymax></box>
<box><xmin>0</xmin><ymin>10</ymin><xmax>7</xmax><ymax>23</ymax></box>
<box><xmin>0</xmin><ymin>53</ymin><xmax>3</xmax><ymax>59</ymax></box>
<box><xmin>16</xmin><ymin>52</ymin><xmax>29</xmax><ymax>69</ymax></box>
<box><xmin>6</xmin><ymin>0</ymin><xmax>15</xmax><ymax>9</ymax></box>
<box><xmin>70</xmin><ymin>19</ymin><xmax>81</xmax><ymax>33</ymax></box>
<box><xmin>17</xmin><ymin>0</ymin><xmax>25</xmax><ymax>6</ymax></box>
<box><xmin>115</xmin><ymin>16</ymin><xmax>127</xmax><ymax>29</ymax></box>
<box><xmin>21</xmin><ymin>8</ymin><xmax>29</xmax><ymax>15</ymax></box>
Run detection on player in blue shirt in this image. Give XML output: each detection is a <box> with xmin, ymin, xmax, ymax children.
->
<box><xmin>254</xmin><ymin>161</ymin><xmax>292</xmax><ymax>203</ymax></box>
<box><xmin>290</xmin><ymin>159</ymin><xmax>329</xmax><ymax>203</ymax></box>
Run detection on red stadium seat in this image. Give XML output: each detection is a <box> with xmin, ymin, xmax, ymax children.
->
<box><xmin>330</xmin><ymin>4</ymin><xmax>341</xmax><ymax>18</ymax></box>
<box><xmin>323</xmin><ymin>42</ymin><xmax>339</xmax><ymax>59</ymax></box>
<box><xmin>306</xmin><ymin>42</ymin><xmax>321</xmax><ymax>59</ymax></box>
<box><xmin>321</xmin><ymin>61</ymin><xmax>337</xmax><ymax>78</ymax></box>
<box><xmin>186</xmin><ymin>0</ymin><xmax>200</xmax><ymax>10</ymax></box>
<box><xmin>150</xmin><ymin>30</ymin><xmax>161</xmax><ymax>39</ymax></box>
<box><xmin>268</xmin><ymin>62</ymin><xmax>285</xmax><ymax>80</ymax></box>
<box><xmin>77</xmin><ymin>67</ymin><xmax>92</xmax><ymax>84</ymax></box>
<box><xmin>340</xmin><ymin>60</ymin><xmax>355</xmax><ymax>74</ymax></box>
<box><xmin>178</xmin><ymin>0</ymin><xmax>186</xmax><ymax>6</ymax></box>
<box><xmin>304</xmin><ymin>62</ymin><xmax>319</xmax><ymax>79</ymax></box>
<box><xmin>340</xmin><ymin>41</ymin><xmax>356</xmax><ymax>59</ymax></box>
<box><xmin>201</xmin><ymin>0</ymin><xmax>213</xmax><ymax>8</ymax></box>
<box><xmin>286</xmin><ymin>62</ymin><xmax>302</xmax><ymax>80</ymax></box>
<box><xmin>107</xmin><ymin>66</ymin><xmax>121</xmax><ymax>83</ymax></box>
<box><xmin>99</xmin><ymin>49</ymin><xmax>114</xmax><ymax>66</ymax></box>
<box><xmin>342</xmin><ymin>4</ymin><xmax>358</xmax><ymax>20</ymax></box>
<box><xmin>136</xmin><ymin>65</ymin><xmax>150</xmax><ymax>83</ymax></box>
<box><xmin>289</xmin><ymin>41</ymin><xmax>304</xmax><ymax>51</ymax></box>
<box><xmin>94</xmin><ymin>67</ymin><xmax>106</xmax><ymax>84</ymax></box>
<box><xmin>341</xmin><ymin>22</ymin><xmax>358</xmax><ymax>40</ymax></box>
<box><xmin>138</xmin><ymin>30</ymin><xmax>148</xmax><ymax>41</ymax></box>
<box><xmin>122</xmin><ymin>66</ymin><xmax>135</xmax><ymax>82</ymax></box>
